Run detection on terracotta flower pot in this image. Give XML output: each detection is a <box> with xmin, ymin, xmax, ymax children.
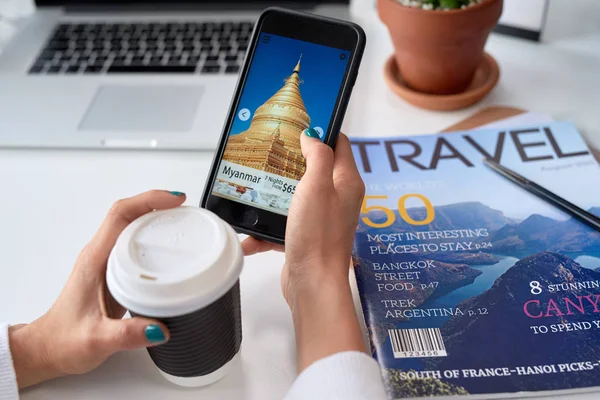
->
<box><xmin>378</xmin><ymin>0</ymin><xmax>503</xmax><ymax>95</ymax></box>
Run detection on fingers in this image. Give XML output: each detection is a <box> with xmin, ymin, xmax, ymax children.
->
<box><xmin>241</xmin><ymin>237</ymin><xmax>284</xmax><ymax>256</ymax></box>
<box><xmin>333</xmin><ymin>134</ymin><xmax>362</xmax><ymax>183</ymax></box>
<box><xmin>101</xmin><ymin>318</ymin><xmax>170</xmax><ymax>353</ymax></box>
<box><xmin>332</xmin><ymin>133</ymin><xmax>366</xmax><ymax>206</ymax></box>
<box><xmin>88</xmin><ymin>190</ymin><xmax>187</xmax><ymax>262</ymax></box>
<box><xmin>300</xmin><ymin>130</ymin><xmax>334</xmax><ymax>189</ymax></box>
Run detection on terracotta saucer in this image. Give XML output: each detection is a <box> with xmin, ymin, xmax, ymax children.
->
<box><xmin>383</xmin><ymin>52</ymin><xmax>500</xmax><ymax>111</ymax></box>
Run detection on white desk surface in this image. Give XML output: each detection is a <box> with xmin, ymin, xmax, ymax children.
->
<box><xmin>1</xmin><ymin>2</ymin><xmax>600</xmax><ymax>399</ymax></box>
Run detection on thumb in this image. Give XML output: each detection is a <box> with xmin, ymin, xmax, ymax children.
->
<box><xmin>300</xmin><ymin>128</ymin><xmax>334</xmax><ymax>188</ymax></box>
<box><xmin>101</xmin><ymin>318</ymin><xmax>170</xmax><ymax>353</ymax></box>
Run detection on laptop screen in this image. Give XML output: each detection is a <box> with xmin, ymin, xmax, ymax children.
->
<box><xmin>37</xmin><ymin>0</ymin><xmax>349</xmax><ymax>6</ymax></box>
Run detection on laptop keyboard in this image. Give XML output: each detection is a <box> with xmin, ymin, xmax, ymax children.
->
<box><xmin>28</xmin><ymin>21</ymin><xmax>255</xmax><ymax>75</ymax></box>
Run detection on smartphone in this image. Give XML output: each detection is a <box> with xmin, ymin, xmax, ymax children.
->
<box><xmin>201</xmin><ymin>7</ymin><xmax>366</xmax><ymax>245</ymax></box>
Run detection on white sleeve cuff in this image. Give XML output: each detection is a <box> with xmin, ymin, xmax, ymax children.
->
<box><xmin>284</xmin><ymin>351</ymin><xmax>387</xmax><ymax>400</ymax></box>
<box><xmin>0</xmin><ymin>324</ymin><xmax>19</xmax><ymax>400</ymax></box>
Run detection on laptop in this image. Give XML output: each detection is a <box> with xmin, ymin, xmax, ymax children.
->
<box><xmin>0</xmin><ymin>0</ymin><xmax>350</xmax><ymax>150</ymax></box>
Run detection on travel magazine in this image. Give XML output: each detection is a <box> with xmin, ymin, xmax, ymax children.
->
<box><xmin>351</xmin><ymin>121</ymin><xmax>600</xmax><ymax>398</ymax></box>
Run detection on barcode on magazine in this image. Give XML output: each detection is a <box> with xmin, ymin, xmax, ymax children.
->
<box><xmin>388</xmin><ymin>328</ymin><xmax>448</xmax><ymax>358</ymax></box>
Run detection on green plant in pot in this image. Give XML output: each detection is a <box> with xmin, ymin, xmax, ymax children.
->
<box><xmin>379</xmin><ymin>0</ymin><xmax>503</xmax><ymax>95</ymax></box>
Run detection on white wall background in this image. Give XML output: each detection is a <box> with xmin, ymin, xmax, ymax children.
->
<box><xmin>1</xmin><ymin>0</ymin><xmax>599</xmax><ymax>55</ymax></box>
<box><xmin>0</xmin><ymin>0</ymin><xmax>33</xmax><ymax>17</ymax></box>
<box><xmin>499</xmin><ymin>0</ymin><xmax>548</xmax><ymax>31</ymax></box>
<box><xmin>349</xmin><ymin>0</ymin><xmax>600</xmax><ymax>58</ymax></box>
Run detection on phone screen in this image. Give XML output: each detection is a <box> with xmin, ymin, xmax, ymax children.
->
<box><xmin>211</xmin><ymin>32</ymin><xmax>351</xmax><ymax>216</ymax></box>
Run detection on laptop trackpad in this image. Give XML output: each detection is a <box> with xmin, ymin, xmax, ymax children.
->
<box><xmin>80</xmin><ymin>85</ymin><xmax>203</xmax><ymax>132</ymax></box>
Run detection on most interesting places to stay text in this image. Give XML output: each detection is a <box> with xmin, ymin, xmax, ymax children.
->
<box><xmin>351</xmin><ymin>123</ymin><xmax>600</xmax><ymax>395</ymax></box>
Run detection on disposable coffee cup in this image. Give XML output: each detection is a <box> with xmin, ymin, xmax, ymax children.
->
<box><xmin>106</xmin><ymin>206</ymin><xmax>243</xmax><ymax>387</ymax></box>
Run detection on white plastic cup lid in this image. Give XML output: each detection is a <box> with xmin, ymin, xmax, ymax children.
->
<box><xmin>106</xmin><ymin>206</ymin><xmax>243</xmax><ymax>317</ymax></box>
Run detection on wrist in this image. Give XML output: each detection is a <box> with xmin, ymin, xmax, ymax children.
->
<box><xmin>286</xmin><ymin>268</ymin><xmax>351</xmax><ymax>311</ymax></box>
<box><xmin>284</xmin><ymin>256</ymin><xmax>351</xmax><ymax>303</ymax></box>
<box><xmin>287</xmin><ymin>271</ymin><xmax>367</xmax><ymax>372</ymax></box>
<box><xmin>9</xmin><ymin>320</ymin><xmax>60</xmax><ymax>389</ymax></box>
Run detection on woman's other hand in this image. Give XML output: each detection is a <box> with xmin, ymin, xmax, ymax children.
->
<box><xmin>9</xmin><ymin>190</ymin><xmax>186</xmax><ymax>388</ymax></box>
<box><xmin>242</xmin><ymin>131</ymin><xmax>367</xmax><ymax>371</ymax></box>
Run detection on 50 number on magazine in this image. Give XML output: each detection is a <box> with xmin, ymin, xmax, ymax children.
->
<box><xmin>361</xmin><ymin>194</ymin><xmax>434</xmax><ymax>228</ymax></box>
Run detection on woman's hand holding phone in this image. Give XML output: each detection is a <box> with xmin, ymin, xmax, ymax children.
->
<box><xmin>242</xmin><ymin>131</ymin><xmax>367</xmax><ymax>372</ymax></box>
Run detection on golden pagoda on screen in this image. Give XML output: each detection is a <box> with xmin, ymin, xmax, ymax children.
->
<box><xmin>223</xmin><ymin>56</ymin><xmax>310</xmax><ymax>181</ymax></box>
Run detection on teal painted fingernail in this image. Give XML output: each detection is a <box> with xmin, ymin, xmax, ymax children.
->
<box><xmin>169</xmin><ymin>191</ymin><xmax>185</xmax><ymax>196</ymax></box>
<box><xmin>145</xmin><ymin>325</ymin><xmax>166</xmax><ymax>343</ymax></box>
<box><xmin>303</xmin><ymin>128</ymin><xmax>320</xmax><ymax>139</ymax></box>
